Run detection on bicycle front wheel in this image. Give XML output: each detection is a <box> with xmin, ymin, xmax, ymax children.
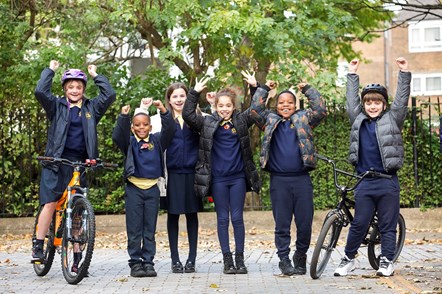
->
<box><xmin>310</xmin><ymin>213</ymin><xmax>342</xmax><ymax>279</ymax></box>
<box><xmin>32</xmin><ymin>207</ymin><xmax>56</xmax><ymax>276</ymax></box>
<box><xmin>367</xmin><ymin>213</ymin><xmax>406</xmax><ymax>270</ymax></box>
<box><xmin>61</xmin><ymin>196</ymin><xmax>96</xmax><ymax>284</ymax></box>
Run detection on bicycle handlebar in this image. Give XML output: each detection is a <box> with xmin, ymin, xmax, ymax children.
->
<box><xmin>37</xmin><ymin>156</ymin><xmax>119</xmax><ymax>169</ymax></box>
<box><xmin>314</xmin><ymin>153</ymin><xmax>392</xmax><ymax>192</ymax></box>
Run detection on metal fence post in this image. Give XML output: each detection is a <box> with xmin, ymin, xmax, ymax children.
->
<box><xmin>411</xmin><ymin>96</ymin><xmax>419</xmax><ymax>208</ymax></box>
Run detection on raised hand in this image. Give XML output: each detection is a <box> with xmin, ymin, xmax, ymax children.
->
<box><xmin>194</xmin><ymin>76</ymin><xmax>211</xmax><ymax>93</ymax></box>
<box><xmin>206</xmin><ymin>91</ymin><xmax>216</xmax><ymax>106</ymax></box>
<box><xmin>348</xmin><ymin>59</ymin><xmax>359</xmax><ymax>74</ymax></box>
<box><xmin>241</xmin><ymin>70</ymin><xmax>257</xmax><ymax>87</ymax></box>
<box><xmin>49</xmin><ymin>60</ymin><xmax>59</xmax><ymax>72</ymax></box>
<box><xmin>121</xmin><ymin>105</ymin><xmax>130</xmax><ymax>115</ymax></box>
<box><xmin>140</xmin><ymin>97</ymin><xmax>153</xmax><ymax>110</ymax></box>
<box><xmin>153</xmin><ymin>100</ymin><xmax>167</xmax><ymax>113</ymax></box>
<box><xmin>265</xmin><ymin>80</ymin><xmax>277</xmax><ymax>90</ymax></box>
<box><xmin>88</xmin><ymin>65</ymin><xmax>98</xmax><ymax>78</ymax></box>
<box><xmin>396</xmin><ymin>57</ymin><xmax>408</xmax><ymax>72</ymax></box>
<box><xmin>297</xmin><ymin>82</ymin><xmax>308</xmax><ymax>92</ymax></box>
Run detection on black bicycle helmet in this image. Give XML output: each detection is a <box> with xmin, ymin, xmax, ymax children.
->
<box><xmin>361</xmin><ymin>84</ymin><xmax>388</xmax><ymax>102</ymax></box>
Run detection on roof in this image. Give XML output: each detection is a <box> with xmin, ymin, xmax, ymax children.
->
<box><xmin>394</xmin><ymin>0</ymin><xmax>442</xmax><ymax>22</ymax></box>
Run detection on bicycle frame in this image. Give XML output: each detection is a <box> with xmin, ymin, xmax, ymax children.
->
<box><xmin>54</xmin><ymin>167</ymin><xmax>81</xmax><ymax>247</ymax></box>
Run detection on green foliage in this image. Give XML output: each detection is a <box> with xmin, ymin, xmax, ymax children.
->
<box><xmin>0</xmin><ymin>0</ymin><xmax>439</xmax><ymax>216</ymax></box>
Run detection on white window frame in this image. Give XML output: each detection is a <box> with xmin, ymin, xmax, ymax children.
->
<box><xmin>408</xmin><ymin>20</ymin><xmax>442</xmax><ymax>53</ymax></box>
<box><xmin>411</xmin><ymin>73</ymin><xmax>442</xmax><ymax>96</ymax></box>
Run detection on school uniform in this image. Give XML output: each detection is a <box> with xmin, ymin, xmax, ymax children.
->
<box><xmin>183</xmin><ymin>89</ymin><xmax>261</xmax><ymax>255</ymax></box>
<box><xmin>344</xmin><ymin>70</ymin><xmax>411</xmax><ymax>261</ymax></box>
<box><xmin>112</xmin><ymin>110</ymin><xmax>174</xmax><ymax>267</ymax></box>
<box><xmin>34</xmin><ymin>68</ymin><xmax>116</xmax><ymax>204</ymax></box>
<box><xmin>251</xmin><ymin>85</ymin><xmax>327</xmax><ymax>260</ymax></box>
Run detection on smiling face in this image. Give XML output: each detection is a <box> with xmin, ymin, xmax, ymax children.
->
<box><xmin>131</xmin><ymin>114</ymin><xmax>152</xmax><ymax>140</ymax></box>
<box><xmin>276</xmin><ymin>92</ymin><xmax>296</xmax><ymax>119</ymax></box>
<box><xmin>168</xmin><ymin>88</ymin><xmax>187</xmax><ymax>115</ymax></box>
<box><xmin>364</xmin><ymin>99</ymin><xmax>386</xmax><ymax>119</ymax></box>
<box><xmin>64</xmin><ymin>80</ymin><xmax>85</xmax><ymax>103</ymax></box>
<box><xmin>216</xmin><ymin>96</ymin><xmax>235</xmax><ymax>121</ymax></box>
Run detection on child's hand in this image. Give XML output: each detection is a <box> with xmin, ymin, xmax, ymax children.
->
<box><xmin>194</xmin><ymin>76</ymin><xmax>210</xmax><ymax>93</ymax></box>
<box><xmin>265</xmin><ymin>80</ymin><xmax>277</xmax><ymax>90</ymax></box>
<box><xmin>140</xmin><ymin>98</ymin><xmax>153</xmax><ymax>110</ymax></box>
<box><xmin>348</xmin><ymin>59</ymin><xmax>359</xmax><ymax>74</ymax></box>
<box><xmin>49</xmin><ymin>60</ymin><xmax>59</xmax><ymax>72</ymax></box>
<box><xmin>153</xmin><ymin>100</ymin><xmax>167</xmax><ymax>113</ymax></box>
<box><xmin>121</xmin><ymin>105</ymin><xmax>130</xmax><ymax>115</ymax></box>
<box><xmin>396</xmin><ymin>57</ymin><xmax>408</xmax><ymax>72</ymax></box>
<box><xmin>206</xmin><ymin>91</ymin><xmax>216</xmax><ymax>107</ymax></box>
<box><xmin>297</xmin><ymin>82</ymin><xmax>308</xmax><ymax>92</ymax></box>
<box><xmin>88</xmin><ymin>65</ymin><xmax>98</xmax><ymax>78</ymax></box>
<box><xmin>241</xmin><ymin>70</ymin><xmax>257</xmax><ymax>87</ymax></box>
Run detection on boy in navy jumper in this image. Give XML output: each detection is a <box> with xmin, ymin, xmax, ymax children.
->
<box><xmin>334</xmin><ymin>57</ymin><xmax>411</xmax><ymax>277</ymax></box>
<box><xmin>32</xmin><ymin>60</ymin><xmax>116</xmax><ymax>266</ymax></box>
<box><xmin>112</xmin><ymin>99</ymin><xmax>174</xmax><ymax>278</ymax></box>
<box><xmin>183</xmin><ymin>77</ymin><xmax>261</xmax><ymax>275</ymax></box>
<box><xmin>245</xmin><ymin>71</ymin><xmax>327</xmax><ymax>276</ymax></box>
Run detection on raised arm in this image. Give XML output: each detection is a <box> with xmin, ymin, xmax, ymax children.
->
<box><xmin>88</xmin><ymin>64</ymin><xmax>117</xmax><ymax>123</ymax></box>
<box><xmin>183</xmin><ymin>76</ymin><xmax>210</xmax><ymax>132</ymax></box>
<box><xmin>346</xmin><ymin>59</ymin><xmax>362</xmax><ymax>124</ymax></box>
<box><xmin>34</xmin><ymin>60</ymin><xmax>60</xmax><ymax>119</ymax></box>
<box><xmin>300</xmin><ymin>83</ymin><xmax>327</xmax><ymax>128</ymax></box>
<box><xmin>389</xmin><ymin>57</ymin><xmax>411</xmax><ymax>129</ymax></box>
<box><xmin>112</xmin><ymin>105</ymin><xmax>131</xmax><ymax>155</ymax></box>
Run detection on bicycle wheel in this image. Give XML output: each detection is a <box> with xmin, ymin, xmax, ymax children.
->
<box><xmin>367</xmin><ymin>213</ymin><xmax>406</xmax><ymax>270</ymax></box>
<box><xmin>32</xmin><ymin>207</ymin><xmax>56</xmax><ymax>276</ymax></box>
<box><xmin>61</xmin><ymin>195</ymin><xmax>96</xmax><ymax>284</ymax></box>
<box><xmin>310</xmin><ymin>213</ymin><xmax>342</xmax><ymax>279</ymax></box>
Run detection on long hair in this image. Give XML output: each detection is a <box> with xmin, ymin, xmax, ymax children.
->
<box><xmin>165</xmin><ymin>82</ymin><xmax>188</xmax><ymax>117</ymax></box>
<box><xmin>215</xmin><ymin>88</ymin><xmax>237</xmax><ymax>108</ymax></box>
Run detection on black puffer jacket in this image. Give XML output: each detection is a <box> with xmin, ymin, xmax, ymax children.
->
<box><xmin>183</xmin><ymin>89</ymin><xmax>261</xmax><ymax>198</ymax></box>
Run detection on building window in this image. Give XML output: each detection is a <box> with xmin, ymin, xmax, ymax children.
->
<box><xmin>409</xmin><ymin>20</ymin><xmax>442</xmax><ymax>52</ymax></box>
<box><xmin>411</xmin><ymin>74</ymin><xmax>442</xmax><ymax>96</ymax></box>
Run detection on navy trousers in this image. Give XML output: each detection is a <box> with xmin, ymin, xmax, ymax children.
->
<box><xmin>344</xmin><ymin>175</ymin><xmax>400</xmax><ymax>260</ymax></box>
<box><xmin>212</xmin><ymin>177</ymin><xmax>246</xmax><ymax>254</ymax></box>
<box><xmin>270</xmin><ymin>173</ymin><xmax>313</xmax><ymax>260</ymax></box>
<box><xmin>125</xmin><ymin>182</ymin><xmax>159</xmax><ymax>266</ymax></box>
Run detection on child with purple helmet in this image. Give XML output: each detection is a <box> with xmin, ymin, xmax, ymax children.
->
<box><xmin>32</xmin><ymin>60</ymin><xmax>116</xmax><ymax>269</ymax></box>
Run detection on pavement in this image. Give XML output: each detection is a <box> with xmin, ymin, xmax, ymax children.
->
<box><xmin>0</xmin><ymin>209</ymin><xmax>441</xmax><ymax>293</ymax></box>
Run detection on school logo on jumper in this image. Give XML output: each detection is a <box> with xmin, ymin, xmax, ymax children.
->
<box><xmin>290</xmin><ymin>123</ymin><xmax>295</xmax><ymax>129</ymax></box>
<box><xmin>231</xmin><ymin>127</ymin><xmax>237</xmax><ymax>134</ymax></box>
<box><xmin>85</xmin><ymin>112</ymin><xmax>92</xmax><ymax>119</ymax></box>
<box><xmin>141</xmin><ymin>142</ymin><xmax>154</xmax><ymax>150</ymax></box>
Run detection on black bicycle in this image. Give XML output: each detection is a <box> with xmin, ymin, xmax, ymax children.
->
<box><xmin>310</xmin><ymin>154</ymin><xmax>406</xmax><ymax>279</ymax></box>
<box><xmin>32</xmin><ymin>157</ymin><xmax>118</xmax><ymax>284</ymax></box>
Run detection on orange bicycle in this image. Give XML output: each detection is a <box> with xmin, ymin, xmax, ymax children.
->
<box><xmin>32</xmin><ymin>156</ymin><xmax>118</xmax><ymax>284</ymax></box>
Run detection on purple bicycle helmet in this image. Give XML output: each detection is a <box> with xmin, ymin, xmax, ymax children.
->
<box><xmin>361</xmin><ymin>83</ymin><xmax>388</xmax><ymax>102</ymax></box>
<box><xmin>61</xmin><ymin>69</ymin><xmax>87</xmax><ymax>88</ymax></box>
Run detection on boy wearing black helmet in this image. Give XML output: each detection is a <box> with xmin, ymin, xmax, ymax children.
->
<box><xmin>334</xmin><ymin>57</ymin><xmax>411</xmax><ymax>277</ymax></box>
<box><xmin>32</xmin><ymin>60</ymin><xmax>116</xmax><ymax>268</ymax></box>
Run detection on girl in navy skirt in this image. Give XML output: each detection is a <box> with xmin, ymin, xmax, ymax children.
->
<box><xmin>151</xmin><ymin>83</ymin><xmax>203</xmax><ymax>273</ymax></box>
<box><xmin>32</xmin><ymin>60</ymin><xmax>116</xmax><ymax>267</ymax></box>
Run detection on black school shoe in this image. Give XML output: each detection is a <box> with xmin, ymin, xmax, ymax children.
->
<box><xmin>172</xmin><ymin>261</ymin><xmax>184</xmax><ymax>273</ymax></box>
<box><xmin>278</xmin><ymin>258</ymin><xmax>295</xmax><ymax>276</ymax></box>
<box><xmin>130</xmin><ymin>263</ymin><xmax>148</xmax><ymax>277</ymax></box>
<box><xmin>292</xmin><ymin>252</ymin><xmax>307</xmax><ymax>275</ymax></box>
<box><xmin>184</xmin><ymin>261</ymin><xmax>195</xmax><ymax>273</ymax></box>
<box><xmin>143</xmin><ymin>263</ymin><xmax>157</xmax><ymax>277</ymax></box>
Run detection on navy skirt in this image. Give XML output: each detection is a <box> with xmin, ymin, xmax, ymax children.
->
<box><xmin>166</xmin><ymin>173</ymin><xmax>202</xmax><ymax>214</ymax></box>
<box><xmin>39</xmin><ymin>162</ymin><xmax>87</xmax><ymax>206</ymax></box>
